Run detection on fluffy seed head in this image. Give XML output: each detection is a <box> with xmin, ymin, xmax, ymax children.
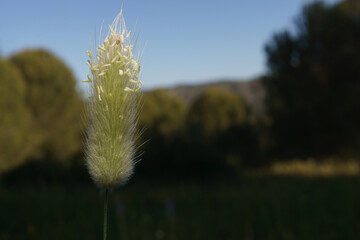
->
<box><xmin>83</xmin><ymin>10</ymin><xmax>143</xmax><ymax>189</ymax></box>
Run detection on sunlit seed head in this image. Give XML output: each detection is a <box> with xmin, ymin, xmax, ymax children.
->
<box><xmin>83</xmin><ymin>10</ymin><xmax>143</xmax><ymax>189</ymax></box>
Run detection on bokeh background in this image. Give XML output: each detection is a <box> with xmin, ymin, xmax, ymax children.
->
<box><xmin>1</xmin><ymin>0</ymin><xmax>360</xmax><ymax>239</ymax></box>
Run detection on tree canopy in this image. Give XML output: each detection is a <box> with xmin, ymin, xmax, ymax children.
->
<box><xmin>0</xmin><ymin>59</ymin><xmax>40</xmax><ymax>172</ymax></box>
<box><xmin>139</xmin><ymin>89</ymin><xmax>186</xmax><ymax>140</ymax></box>
<box><xmin>10</xmin><ymin>49</ymin><xmax>85</xmax><ymax>161</ymax></box>
<box><xmin>264</xmin><ymin>0</ymin><xmax>360</xmax><ymax>158</ymax></box>
<box><xmin>187</xmin><ymin>87</ymin><xmax>247</xmax><ymax>139</ymax></box>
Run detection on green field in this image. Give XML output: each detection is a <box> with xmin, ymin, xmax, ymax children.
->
<box><xmin>1</xmin><ymin>176</ymin><xmax>359</xmax><ymax>240</ymax></box>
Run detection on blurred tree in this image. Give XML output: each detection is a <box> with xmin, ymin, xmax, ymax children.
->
<box><xmin>187</xmin><ymin>87</ymin><xmax>246</xmax><ymax>140</ymax></box>
<box><xmin>264</xmin><ymin>1</ymin><xmax>360</xmax><ymax>158</ymax></box>
<box><xmin>137</xmin><ymin>89</ymin><xmax>187</xmax><ymax>178</ymax></box>
<box><xmin>139</xmin><ymin>89</ymin><xmax>186</xmax><ymax>140</ymax></box>
<box><xmin>0</xmin><ymin>59</ymin><xmax>40</xmax><ymax>172</ymax></box>
<box><xmin>183</xmin><ymin>87</ymin><xmax>248</xmax><ymax>176</ymax></box>
<box><xmin>10</xmin><ymin>49</ymin><xmax>85</xmax><ymax>161</ymax></box>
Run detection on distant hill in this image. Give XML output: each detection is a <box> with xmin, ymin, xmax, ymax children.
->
<box><xmin>163</xmin><ymin>78</ymin><xmax>266</xmax><ymax>124</ymax></box>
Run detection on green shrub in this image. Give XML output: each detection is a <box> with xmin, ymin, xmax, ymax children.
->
<box><xmin>139</xmin><ymin>89</ymin><xmax>186</xmax><ymax>140</ymax></box>
<box><xmin>0</xmin><ymin>59</ymin><xmax>39</xmax><ymax>172</ymax></box>
<box><xmin>137</xmin><ymin>89</ymin><xmax>187</xmax><ymax>177</ymax></box>
<box><xmin>10</xmin><ymin>49</ymin><xmax>85</xmax><ymax>161</ymax></box>
<box><xmin>187</xmin><ymin>87</ymin><xmax>247</xmax><ymax>139</ymax></box>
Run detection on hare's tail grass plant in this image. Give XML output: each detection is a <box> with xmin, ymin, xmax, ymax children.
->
<box><xmin>83</xmin><ymin>10</ymin><xmax>143</xmax><ymax>240</ymax></box>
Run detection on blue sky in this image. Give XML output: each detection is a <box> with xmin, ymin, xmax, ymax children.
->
<box><xmin>0</xmin><ymin>0</ymin><xmax>340</xmax><ymax>90</ymax></box>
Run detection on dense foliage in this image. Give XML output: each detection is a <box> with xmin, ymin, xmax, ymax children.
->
<box><xmin>140</xmin><ymin>89</ymin><xmax>187</xmax><ymax>140</ymax></box>
<box><xmin>264</xmin><ymin>0</ymin><xmax>360</xmax><ymax>158</ymax></box>
<box><xmin>187</xmin><ymin>87</ymin><xmax>246</xmax><ymax>139</ymax></box>
<box><xmin>136</xmin><ymin>89</ymin><xmax>187</xmax><ymax>177</ymax></box>
<box><xmin>183</xmin><ymin>88</ymin><xmax>250</xmax><ymax>174</ymax></box>
<box><xmin>136</xmin><ymin>87</ymin><xmax>258</xmax><ymax>178</ymax></box>
<box><xmin>0</xmin><ymin>59</ymin><xmax>39</xmax><ymax>172</ymax></box>
<box><xmin>0</xmin><ymin>49</ymin><xmax>85</xmax><ymax>174</ymax></box>
<box><xmin>10</xmin><ymin>49</ymin><xmax>85</xmax><ymax>161</ymax></box>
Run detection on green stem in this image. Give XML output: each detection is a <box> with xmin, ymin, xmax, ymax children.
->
<box><xmin>104</xmin><ymin>188</ymin><xmax>109</xmax><ymax>240</ymax></box>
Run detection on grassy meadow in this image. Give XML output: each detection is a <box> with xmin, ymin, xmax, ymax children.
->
<box><xmin>1</xmin><ymin>175</ymin><xmax>359</xmax><ymax>240</ymax></box>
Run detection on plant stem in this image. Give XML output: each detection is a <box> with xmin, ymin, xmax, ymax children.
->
<box><xmin>104</xmin><ymin>188</ymin><xmax>109</xmax><ymax>240</ymax></box>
